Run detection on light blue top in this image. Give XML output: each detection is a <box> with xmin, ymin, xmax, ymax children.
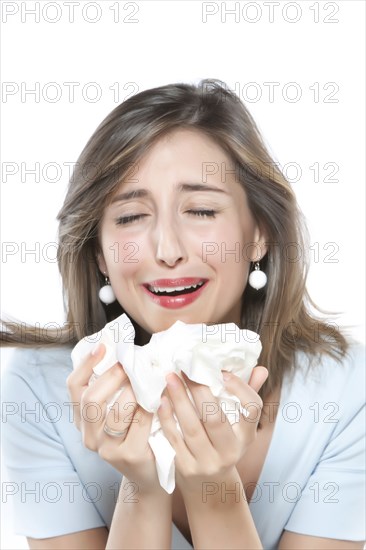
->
<box><xmin>2</xmin><ymin>342</ymin><xmax>365</xmax><ymax>548</ymax></box>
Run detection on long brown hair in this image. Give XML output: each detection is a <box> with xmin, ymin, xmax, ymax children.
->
<box><xmin>1</xmin><ymin>79</ymin><xmax>349</xmax><ymax>396</ymax></box>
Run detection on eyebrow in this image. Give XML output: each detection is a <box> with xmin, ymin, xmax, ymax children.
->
<box><xmin>111</xmin><ymin>183</ymin><xmax>229</xmax><ymax>203</ymax></box>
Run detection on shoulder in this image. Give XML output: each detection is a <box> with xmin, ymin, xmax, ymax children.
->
<box><xmin>279</xmin><ymin>342</ymin><xmax>366</xmax><ymax>541</ymax></box>
<box><xmin>1</xmin><ymin>345</ymin><xmax>73</xmax><ymax>403</ymax></box>
<box><xmin>288</xmin><ymin>340</ymin><xmax>365</xmax><ymax>409</ymax></box>
<box><xmin>2</xmin><ymin>346</ymin><xmax>76</xmax><ymax>474</ymax></box>
<box><xmin>1</xmin><ymin>345</ymin><xmax>74</xmax><ymax>421</ymax></box>
<box><xmin>3</xmin><ymin>345</ymin><xmax>73</xmax><ymax>371</ymax></box>
<box><xmin>275</xmin><ymin>340</ymin><xmax>365</xmax><ymax>459</ymax></box>
<box><xmin>1</xmin><ymin>346</ymin><xmax>114</xmax><ymax>538</ymax></box>
<box><xmin>2</xmin><ymin>345</ymin><xmax>73</xmax><ymax>378</ymax></box>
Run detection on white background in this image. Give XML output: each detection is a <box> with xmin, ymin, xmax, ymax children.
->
<box><xmin>1</xmin><ymin>1</ymin><xmax>365</xmax><ymax>548</ymax></box>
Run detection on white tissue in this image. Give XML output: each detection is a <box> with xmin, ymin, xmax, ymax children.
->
<box><xmin>71</xmin><ymin>313</ymin><xmax>262</xmax><ymax>493</ymax></box>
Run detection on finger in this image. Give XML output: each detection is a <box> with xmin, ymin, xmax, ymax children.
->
<box><xmin>101</xmin><ymin>406</ymin><xmax>155</xmax><ymax>466</ymax></box>
<box><xmin>66</xmin><ymin>344</ymin><xmax>108</xmax><ymax>429</ymax></box>
<box><xmin>247</xmin><ymin>366</ymin><xmax>269</xmax><ymax>393</ymax></box>
<box><xmin>98</xmin><ymin>392</ymin><xmax>156</xmax><ymax>470</ymax></box>
<box><xmin>221</xmin><ymin>372</ymin><xmax>264</xmax><ymax>427</ymax></box>
<box><xmin>164</xmin><ymin>373</ymin><xmax>208</xmax><ymax>454</ymax></box>
<box><xmin>121</xmin><ymin>405</ymin><xmax>155</xmax><ymax>455</ymax></box>
<box><xmin>102</xmin><ymin>383</ymin><xmax>138</xmax><ymax>443</ymax></box>
<box><xmin>66</xmin><ymin>343</ymin><xmax>106</xmax><ymax>402</ymax></box>
<box><xmin>182</xmin><ymin>374</ymin><xmax>238</xmax><ymax>454</ymax></box>
<box><xmin>165</xmin><ymin>373</ymin><xmax>237</xmax><ymax>463</ymax></box>
<box><xmin>157</xmin><ymin>395</ymin><xmax>194</xmax><ymax>471</ymax></box>
<box><xmin>83</xmin><ymin>368</ymin><xmax>131</xmax><ymax>432</ymax></box>
<box><xmin>81</xmin><ymin>362</ymin><xmax>128</xmax><ymax>413</ymax></box>
<box><xmin>80</xmin><ymin>364</ymin><xmax>128</xmax><ymax>448</ymax></box>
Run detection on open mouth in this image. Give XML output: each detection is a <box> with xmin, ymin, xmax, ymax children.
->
<box><xmin>145</xmin><ymin>280</ymin><xmax>207</xmax><ymax>297</ymax></box>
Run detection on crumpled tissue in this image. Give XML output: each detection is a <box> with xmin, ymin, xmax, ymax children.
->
<box><xmin>71</xmin><ymin>313</ymin><xmax>262</xmax><ymax>493</ymax></box>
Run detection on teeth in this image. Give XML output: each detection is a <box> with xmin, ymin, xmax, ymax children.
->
<box><xmin>148</xmin><ymin>281</ymin><xmax>205</xmax><ymax>294</ymax></box>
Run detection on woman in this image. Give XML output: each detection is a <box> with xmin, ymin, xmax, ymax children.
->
<box><xmin>2</xmin><ymin>80</ymin><xmax>364</xmax><ymax>549</ymax></box>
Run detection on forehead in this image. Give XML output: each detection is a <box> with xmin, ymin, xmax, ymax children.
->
<box><xmin>104</xmin><ymin>128</ymin><xmax>253</xmax><ymax>220</ymax></box>
<box><xmin>138</xmin><ymin>128</ymin><xmax>232</xmax><ymax>172</ymax></box>
<box><xmin>114</xmin><ymin>128</ymin><xmax>239</xmax><ymax>197</ymax></box>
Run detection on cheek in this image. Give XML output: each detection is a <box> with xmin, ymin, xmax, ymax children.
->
<box><xmin>204</xmin><ymin>218</ymin><xmax>254</xmax><ymax>265</ymax></box>
<box><xmin>100</xmin><ymin>228</ymin><xmax>144</xmax><ymax>276</ymax></box>
<box><xmin>105</xmin><ymin>245</ymin><xmax>142</xmax><ymax>279</ymax></box>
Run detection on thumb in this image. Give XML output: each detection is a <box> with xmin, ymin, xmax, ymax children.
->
<box><xmin>248</xmin><ymin>365</ymin><xmax>268</xmax><ymax>393</ymax></box>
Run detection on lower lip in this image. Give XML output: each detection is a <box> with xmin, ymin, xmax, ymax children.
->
<box><xmin>141</xmin><ymin>282</ymin><xmax>208</xmax><ymax>309</ymax></box>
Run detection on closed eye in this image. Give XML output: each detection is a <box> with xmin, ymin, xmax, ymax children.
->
<box><xmin>187</xmin><ymin>209</ymin><xmax>217</xmax><ymax>218</ymax></box>
<box><xmin>116</xmin><ymin>214</ymin><xmax>148</xmax><ymax>225</ymax></box>
<box><xmin>116</xmin><ymin>210</ymin><xmax>217</xmax><ymax>225</ymax></box>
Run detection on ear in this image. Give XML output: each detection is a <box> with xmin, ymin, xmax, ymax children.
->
<box><xmin>96</xmin><ymin>250</ymin><xmax>108</xmax><ymax>276</ymax></box>
<box><xmin>249</xmin><ymin>225</ymin><xmax>268</xmax><ymax>262</ymax></box>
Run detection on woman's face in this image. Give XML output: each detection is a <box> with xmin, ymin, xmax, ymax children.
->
<box><xmin>98</xmin><ymin>129</ymin><xmax>267</xmax><ymax>335</ymax></box>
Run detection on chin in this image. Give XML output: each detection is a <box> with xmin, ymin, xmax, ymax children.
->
<box><xmin>138</xmin><ymin>317</ymin><xmax>186</xmax><ymax>335</ymax></box>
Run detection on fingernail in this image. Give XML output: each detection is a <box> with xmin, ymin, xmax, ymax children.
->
<box><xmin>222</xmin><ymin>371</ymin><xmax>232</xmax><ymax>381</ymax></box>
<box><xmin>158</xmin><ymin>396</ymin><xmax>171</xmax><ymax>416</ymax></box>
<box><xmin>91</xmin><ymin>343</ymin><xmax>101</xmax><ymax>356</ymax></box>
<box><xmin>159</xmin><ymin>396</ymin><xmax>169</xmax><ymax>410</ymax></box>
<box><xmin>166</xmin><ymin>373</ymin><xmax>179</xmax><ymax>388</ymax></box>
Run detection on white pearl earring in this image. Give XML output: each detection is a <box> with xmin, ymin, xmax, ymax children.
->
<box><xmin>99</xmin><ymin>275</ymin><xmax>116</xmax><ymax>305</ymax></box>
<box><xmin>248</xmin><ymin>261</ymin><xmax>267</xmax><ymax>290</ymax></box>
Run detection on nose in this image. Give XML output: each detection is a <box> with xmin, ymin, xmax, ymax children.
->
<box><xmin>154</xmin><ymin>217</ymin><xmax>187</xmax><ymax>267</ymax></box>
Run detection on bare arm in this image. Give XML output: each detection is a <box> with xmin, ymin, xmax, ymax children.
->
<box><xmin>27</xmin><ymin>480</ymin><xmax>172</xmax><ymax>550</ymax></box>
<box><xmin>279</xmin><ymin>530</ymin><xmax>365</xmax><ymax>549</ymax></box>
<box><xmin>158</xmin><ymin>370</ymin><xmax>268</xmax><ymax>550</ymax></box>
<box><xmin>106</xmin><ymin>478</ymin><xmax>172</xmax><ymax>550</ymax></box>
<box><xmin>27</xmin><ymin>527</ymin><xmax>109</xmax><ymax>549</ymax></box>
<box><xmin>62</xmin><ymin>347</ymin><xmax>172</xmax><ymax>550</ymax></box>
<box><xmin>182</xmin><ymin>468</ymin><xmax>262</xmax><ymax>550</ymax></box>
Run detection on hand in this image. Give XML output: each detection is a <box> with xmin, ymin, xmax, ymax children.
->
<box><xmin>66</xmin><ymin>344</ymin><xmax>162</xmax><ymax>494</ymax></box>
<box><xmin>157</xmin><ymin>367</ymin><xmax>268</xmax><ymax>495</ymax></box>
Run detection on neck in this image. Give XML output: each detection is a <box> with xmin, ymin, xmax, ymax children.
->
<box><xmin>132</xmin><ymin>321</ymin><xmax>152</xmax><ymax>346</ymax></box>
